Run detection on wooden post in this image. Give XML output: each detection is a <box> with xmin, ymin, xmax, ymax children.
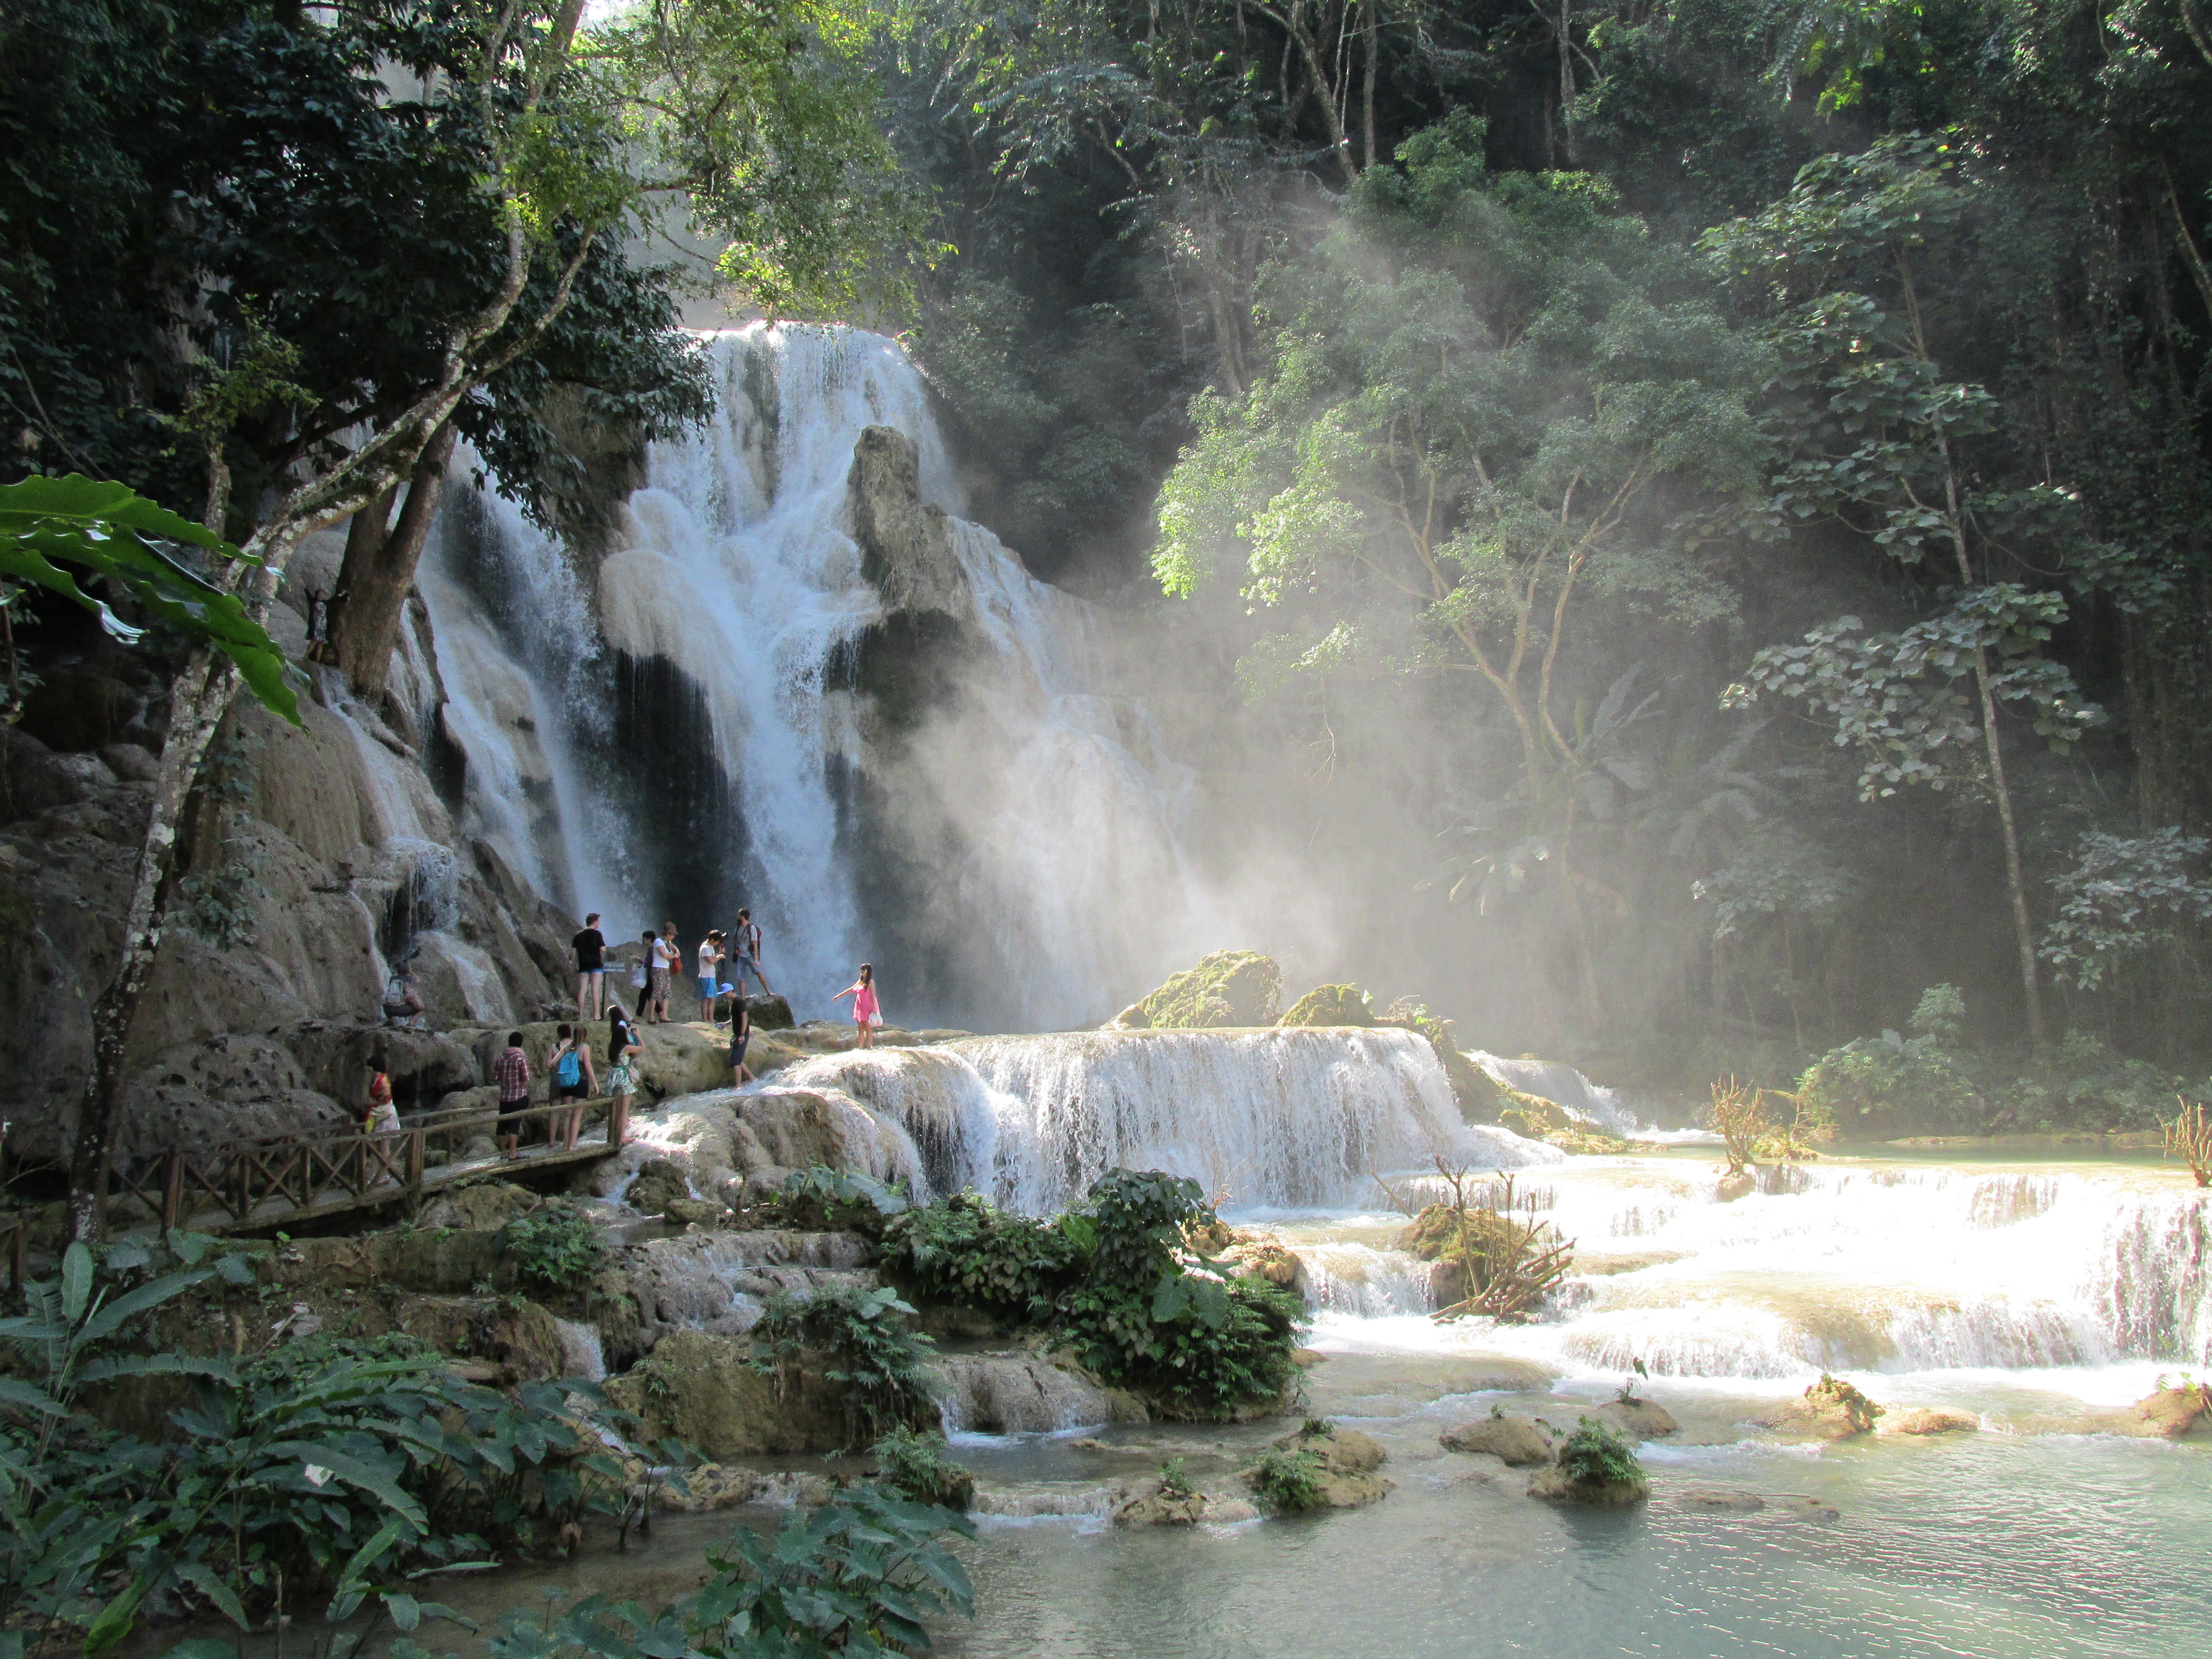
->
<box><xmin>406</xmin><ymin>1128</ymin><xmax>425</xmax><ymax>1220</ymax></box>
<box><xmin>161</xmin><ymin>1149</ymin><xmax>183</xmax><ymax>1233</ymax></box>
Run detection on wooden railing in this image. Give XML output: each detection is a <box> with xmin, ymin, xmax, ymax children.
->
<box><xmin>102</xmin><ymin>1097</ymin><xmax>618</xmax><ymax>1235</ymax></box>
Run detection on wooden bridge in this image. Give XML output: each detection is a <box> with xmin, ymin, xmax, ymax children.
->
<box><xmin>0</xmin><ymin>1098</ymin><xmax>625</xmax><ymax>1286</ymax></box>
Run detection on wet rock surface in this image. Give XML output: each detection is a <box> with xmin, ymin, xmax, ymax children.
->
<box><xmin>1440</xmin><ymin>1412</ymin><xmax>1555</xmax><ymax>1467</ymax></box>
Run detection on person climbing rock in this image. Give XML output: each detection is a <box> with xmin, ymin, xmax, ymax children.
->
<box><xmin>731</xmin><ymin>907</ymin><xmax>772</xmax><ymax>997</ymax></box>
<box><xmin>493</xmin><ymin>1031</ymin><xmax>531</xmax><ymax>1158</ymax></box>
<box><xmin>649</xmin><ymin>923</ymin><xmax>679</xmax><ymax>1023</ymax></box>
<box><xmin>573</xmin><ymin>912</ymin><xmax>607</xmax><ymax>1020</ymax></box>
<box><xmin>697</xmin><ymin>928</ymin><xmax>726</xmax><ymax>1024</ymax></box>
<box><xmin>832</xmin><ymin>962</ymin><xmax>881</xmax><ymax>1050</ymax></box>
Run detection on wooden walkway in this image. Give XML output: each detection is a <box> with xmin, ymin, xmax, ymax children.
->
<box><xmin>0</xmin><ymin>1100</ymin><xmax>623</xmax><ymax>1284</ymax></box>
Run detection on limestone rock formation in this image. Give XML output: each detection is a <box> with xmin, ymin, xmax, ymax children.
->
<box><xmin>1256</xmin><ymin>1425</ymin><xmax>1393</xmax><ymax>1509</ymax></box>
<box><xmin>1758</xmin><ymin>1373</ymin><xmax>1885</xmax><ymax>1440</ymax></box>
<box><xmin>1109</xmin><ymin>950</ymin><xmax>1282</xmax><ymax>1029</ymax></box>
<box><xmin>1889</xmin><ymin>1407</ymin><xmax>1980</xmax><ymax>1436</ymax></box>
<box><xmin>605</xmin><ymin>1330</ymin><xmax>854</xmax><ymax>1456</ymax></box>
<box><xmin>1440</xmin><ymin>1411</ymin><xmax>1555</xmax><ymax>1467</ymax></box>
<box><xmin>847</xmin><ymin>425</ymin><xmax>964</xmax><ymax>620</ymax></box>
<box><xmin>1526</xmin><ymin>1464</ymin><xmax>1650</xmax><ymax>1505</ymax></box>
<box><xmin>2131</xmin><ymin>1382</ymin><xmax>2210</xmax><ymax>1438</ymax></box>
<box><xmin>933</xmin><ymin>1351</ymin><xmax>1138</xmax><ymax>1434</ymax></box>
<box><xmin>1275</xmin><ymin>984</ymin><xmax>1375</xmax><ymax>1027</ymax></box>
<box><xmin>1599</xmin><ymin>1397</ymin><xmax>1679</xmax><ymax>1438</ymax></box>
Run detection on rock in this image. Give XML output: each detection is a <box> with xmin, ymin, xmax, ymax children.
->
<box><xmin>122</xmin><ymin>1034</ymin><xmax>351</xmax><ymax>1158</ymax></box>
<box><xmin>663</xmin><ymin>1197</ymin><xmax>728</xmax><ymax>1226</ymax></box>
<box><xmin>418</xmin><ymin>1180</ymin><xmax>540</xmax><ymax>1232</ymax></box>
<box><xmin>659</xmin><ymin>1463</ymin><xmax>769</xmax><ymax>1512</ymax></box>
<box><xmin>266</xmin><ymin>1229</ymin><xmax>504</xmax><ymax>1294</ymax></box>
<box><xmin>1526</xmin><ymin>1465</ymin><xmax>1649</xmax><ymax>1506</ymax></box>
<box><xmin>99</xmin><ymin>743</ymin><xmax>160</xmax><ymax>783</ymax></box>
<box><xmin>1275</xmin><ymin>984</ymin><xmax>1375</xmax><ymax>1027</ymax></box>
<box><xmin>2133</xmin><ymin>1384</ymin><xmax>2210</xmax><ymax>1439</ymax></box>
<box><xmin>623</xmin><ymin>1158</ymin><xmax>694</xmax><ymax>1217</ymax></box>
<box><xmin>289</xmin><ymin>1025</ymin><xmax>482</xmax><ymax>1109</ymax></box>
<box><xmin>1599</xmin><ymin>1397</ymin><xmax>1678</xmax><ymax>1438</ymax></box>
<box><xmin>605</xmin><ymin>1330</ymin><xmax>857</xmax><ymax>1455</ymax></box>
<box><xmin>1256</xmin><ymin>1425</ymin><xmax>1393</xmax><ymax>1509</ymax></box>
<box><xmin>848</xmin><ymin>425</ymin><xmax>965</xmax><ymax>619</ymax></box>
<box><xmin>1110</xmin><ymin>1478</ymin><xmax>1212</xmax><ymax>1527</ymax></box>
<box><xmin>1440</xmin><ymin>1412</ymin><xmax>1554</xmax><ymax>1467</ymax></box>
<box><xmin>934</xmin><ymin>1352</ymin><xmax>1134</xmax><ymax>1434</ymax></box>
<box><xmin>743</xmin><ymin>993</ymin><xmax>795</xmax><ymax>1031</ymax></box>
<box><xmin>1108</xmin><ymin>950</ymin><xmax>1282</xmax><ymax>1029</ymax></box>
<box><xmin>1678</xmin><ymin>1489</ymin><xmax>1766</xmax><ymax>1513</ymax></box>
<box><xmin>1716</xmin><ymin>1171</ymin><xmax>1757</xmax><ymax>1202</ymax></box>
<box><xmin>1889</xmin><ymin>1408</ymin><xmax>1979</xmax><ymax>1436</ymax></box>
<box><xmin>389</xmin><ymin>1293</ymin><xmax>566</xmax><ymax>1382</ymax></box>
<box><xmin>614</xmin><ymin>1228</ymin><xmax>877</xmax><ymax>1347</ymax></box>
<box><xmin>1225</xmin><ymin>1235</ymin><xmax>1306</xmax><ymax>1294</ymax></box>
<box><xmin>1759</xmin><ymin>1374</ymin><xmax>1885</xmax><ymax>1441</ymax></box>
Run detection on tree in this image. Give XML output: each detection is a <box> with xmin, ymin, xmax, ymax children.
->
<box><xmin>1</xmin><ymin>0</ymin><xmax>925</xmax><ymax>1239</ymax></box>
<box><xmin>1706</xmin><ymin>135</ymin><xmax>2114</xmax><ymax>1042</ymax></box>
<box><xmin>1154</xmin><ymin>113</ymin><xmax>1766</xmax><ymax>1029</ymax></box>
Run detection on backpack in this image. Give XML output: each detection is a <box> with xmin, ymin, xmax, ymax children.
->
<box><xmin>556</xmin><ymin>1046</ymin><xmax>582</xmax><ymax>1087</ymax></box>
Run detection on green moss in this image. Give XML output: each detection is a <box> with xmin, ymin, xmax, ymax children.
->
<box><xmin>1116</xmin><ymin>950</ymin><xmax>1282</xmax><ymax>1028</ymax></box>
<box><xmin>1497</xmin><ymin>1087</ymin><xmax>1633</xmax><ymax>1154</ymax></box>
<box><xmin>1276</xmin><ymin>984</ymin><xmax>1375</xmax><ymax>1027</ymax></box>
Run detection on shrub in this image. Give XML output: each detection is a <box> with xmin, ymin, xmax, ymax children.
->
<box><xmin>496</xmin><ymin>1200</ymin><xmax>604</xmax><ymax>1289</ymax></box>
<box><xmin>763</xmin><ymin>1165</ymin><xmax>912</xmax><ymax>1233</ymax></box>
<box><xmin>1806</xmin><ymin>1373</ymin><xmax>1884</xmax><ymax>1433</ymax></box>
<box><xmin>749</xmin><ymin>1285</ymin><xmax>938</xmax><ymax>1443</ymax></box>
<box><xmin>1557</xmin><ymin>1417</ymin><xmax>1644</xmax><ymax>1488</ymax></box>
<box><xmin>1247</xmin><ymin>1448</ymin><xmax>1325</xmax><ymax>1513</ymax></box>
<box><xmin>878</xmin><ymin>1191</ymin><xmax>1082</xmax><ymax>1319</ymax></box>
<box><xmin>870</xmin><ymin>1426</ymin><xmax>976</xmax><ymax>1511</ymax></box>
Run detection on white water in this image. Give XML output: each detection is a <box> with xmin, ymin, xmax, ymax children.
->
<box><xmin>412</xmin><ymin>324</ymin><xmax>1201</xmax><ymax>1024</ymax></box>
<box><xmin>779</xmin><ymin>1026</ymin><xmax>1558</xmax><ymax>1213</ymax></box>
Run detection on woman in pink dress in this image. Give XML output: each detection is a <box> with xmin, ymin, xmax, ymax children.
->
<box><xmin>832</xmin><ymin>963</ymin><xmax>881</xmax><ymax>1050</ymax></box>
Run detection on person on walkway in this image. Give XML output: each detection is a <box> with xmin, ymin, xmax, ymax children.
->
<box><xmin>550</xmin><ymin>1023</ymin><xmax>596</xmax><ymax>1151</ymax></box>
<box><xmin>606</xmin><ymin>1003</ymin><xmax>643</xmax><ymax>1148</ymax></box>
<box><xmin>729</xmin><ymin>997</ymin><xmax>753</xmax><ymax>1085</ymax></box>
<box><xmin>363</xmin><ymin>1054</ymin><xmax>399</xmax><ymax>1136</ymax></box>
<box><xmin>696</xmin><ymin>929</ymin><xmax>724</xmax><ymax>1024</ymax></box>
<box><xmin>573</xmin><ymin>913</ymin><xmax>607</xmax><ymax>1021</ymax></box>
<box><xmin>832</xmin><ymin>963</ymin><xmax>881</xmax><ymax>1050</ymax></box>
<box><xmin>649</xmin><ymin>923</ymin><xmax>680</xmax><ymax>1023</ymax></box>
<box><xmin>730</xmin><ymin>907</ymin><xmax>772</xmax><ymax>996</ymax></box>
<box><xmin>493</xmin><ymin>1031</ymin><xmax>531</xmax><ymax>1158</ymax></box>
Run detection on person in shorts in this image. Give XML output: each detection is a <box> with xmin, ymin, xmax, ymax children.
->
<box><xmin>493</xmin><ymin>1031</ymin><xmax>531</xmax><ymax>1158</ymax></box>
<box><xmin>697</xmin><ymin>929</ymin><xmax>726</xmax><ymax>1024</ymax></box>
<box><xmin>730</xmin><ymin>908</ymin><xmax>772</xmax><ymax>996</ymax></box>
<box><xmin>362</xmin><ymin>1054</ymin><xmax>400</xmax><ymax>1135</ymax></box>
<box><xmin>606</xmin><ymin>1003</ymin><xmax>643</xmax><ymax>1148</ymax></box>
<box><xmin>549</xmin><ymin>1023</ymin><xmax>595</xmax><ymax>1150</ymax></box>
<box><xmin>648</xmin><ymin>923</ymin><xmax>679</xmax><ymax>1023</ymax></box>
<box><xmin>573</xmin><ymin>913</ymin><xmax>607</xmax><ymax>1021</ymax></box>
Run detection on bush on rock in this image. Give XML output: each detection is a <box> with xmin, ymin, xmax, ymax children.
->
<box><xmin>1110</xmin><ymin>950</ymin><xmax>1282</xmax><ymax>1028</ymax></box>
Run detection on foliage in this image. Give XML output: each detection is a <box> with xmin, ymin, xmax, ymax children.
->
<box><xmin>0</xmin><ymin>474</ymin><xmax>296</xmax><ymax>723</ymax></box>
<box><xmin>765</xmin><ymin>1166</ymin><xmax>912</xmax><ymax>1234</ymax></box>
<box><xmin>1154</xmin><ymin>1457</ymin><xmax>1194</xmax><ymax>1501</ymax></box>
<box><xmin>749</xmin><ymin>1286</ymin><xmax>938</xmax><ymax>1443</ymax></box>
<box><xmin>1755</xmin><ymin>1091</ymin><xmax>1837</xmax><ymax>1161</ymax></box>
<box><xmin>2040</xmin><ymin>830</ymin><xmax>2212</xmax><ymax>994</ymax></box>
<box><xmin>495</xmin><ymin>1202</ymin><xmax>605</xmax><ymax>1291</ymax></box>
<box><xmin>1246</xmin><ymin>1446</ymin><xmax>1325</xmax><ymax>1513</ymax></box>
<box><xmin>1275</xmin><ymin>984</ymin><xmax>1376</xmax><ymax>1027</ymax></box>
<box><xmin>869</xmin><ymin>1427</ymin><xmax>975</xmax><ymax>1512</ymax></box>
<box><xmin>2163</xmin><ymin>1099</ymin><xmax>2212</xmax><ymax>1190</ymax></box>
<box><xmin>1556</xmin><ymin>1417</ymin><xmax>1645</xmax><ymax>1488</ymax></box>
<box><xmin>0</xmin><ymin>1235</ymin><xmax>627</xmax><ymax>1655</ymax></box>
<box><xmin>387</xmin><ymin>1484</ymin><xmax>974</xmax><ymax>1659</ymax></box>
<box><xmin>1706</xmin><ymin>1078</ymin><xmax>1773</xmax><ymax>1174</ymax></box>
<box><xmin>1386</xmin><ymin>1165</ymin><xmax>1574</xmax><ymax>1321</ymax></box>
<box><xmin>876</xmin><ymin>1191</ymin><xmax>1081</xmax><ymax>1320</ymax></box>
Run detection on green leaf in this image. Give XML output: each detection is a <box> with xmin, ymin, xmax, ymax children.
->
<box><xmin>60</xmin><ymin>1242</ymin><xmax>94</xmax><ymax>1325</ymax></box>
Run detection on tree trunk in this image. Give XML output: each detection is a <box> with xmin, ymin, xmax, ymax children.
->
<box><xmin>1360</xmin><ymin>0</ymin><xmax>1378</xmax><ymax>170</ymax></box>
<box><xmin>332</xmin><ymin>421</ymin><xmax>457</xmax><ymax>697</ymax></box>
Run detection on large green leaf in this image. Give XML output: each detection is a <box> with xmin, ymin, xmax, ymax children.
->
<box><xmin>0</xmin><ymin>474</ymin><xmax>301</xmax><ymax>725</ymax></box>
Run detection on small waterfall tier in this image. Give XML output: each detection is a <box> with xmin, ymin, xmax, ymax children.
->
<box><xmin>781</xmin><ymin>1027</ymin><xmax>1558</xmax><ymax>1214</ymax></box>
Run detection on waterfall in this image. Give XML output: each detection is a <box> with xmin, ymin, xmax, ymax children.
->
<box><xmin>411</xmin><ymin>323</ymin><xmax>1201</xmax><ymax>1024</ymax></box>
<box><xmin>1470</xmin><ymin>1050</ymin><xmax>1658</xmax><ymax>1137</ymax></box>
<box><xmin>780</xmin><ymin>1027</ymin><xmax>1560</xmax><ymax>1214</ymax></box>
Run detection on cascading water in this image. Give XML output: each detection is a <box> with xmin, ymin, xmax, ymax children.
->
<box><xmin>781</xmin><ymin>1026</ymin><xmax>1557</xmax><ymax>1213</ymax></box>
<box><xmin>412</xmin><ymin>323</ymin><xmax>1202</xmax><ymax>1022</ymax></box>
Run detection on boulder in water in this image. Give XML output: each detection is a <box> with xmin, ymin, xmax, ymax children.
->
<box><xmin>1599</xmin><ymin>1397</ymin><xmax>1678</xmax><ymax>1438</ymax></box>
<box><xmin>1716</xmin><ymin>1170</ymin><xmax>1758</xmax><ymax>1202</ymax></box>
<box><xmin>1109</xmin><ymin>950</ymin><xmax>1282</xmax><ymax>1029</ymax></box>
<box><xmin>1759</xmin><ymin>1373</ymin><xmax>1883</xmax><ymax>1440</ymax></box>
<box><xmin>1440</xmin><ymin>1410</ymin><xmax>1554</xmax><ymax>1467</ymax></box>
<box><xmin>1110</xmin><ymin>1477</ymin><xmax>1213</xmax><ymax>1527</ymax></box>
<box><xmin>934</xmin><ymin>1352</ymin><xmax>1136</xmax><ymax>1434</ymax></box>
<box><xmin>1276</xmin><ymin>984</ymin><xmax>1375</xmax><ymax>1027</ymax></box>
<box><xmin>2132</xmin><ymin>1383</ymin><xmax>2210</xmax><ymax>1438</ymax></box>
<box><xmin>1251</xmin><ymin>1424</ymin><xmax>1393</xmax><ymax>1509</ymax></box>
<box><xmin>1888</xmin><ymin>1407</ymin><xmax>1979</xmax><ymax>1436</ymax></box>
<box><xmin>622</xmin><ymin>1157</ymin><xmax>693</xmax><ymax>1218</ymax></box>
<box><xmin>1526</xmin><ymin>1464</ymin><xmax>1648</xmax><ymax>1505</ymax></box>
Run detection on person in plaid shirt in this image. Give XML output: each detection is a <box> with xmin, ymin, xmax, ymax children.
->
<box><xmin>494</xmin><ymin>1031</ymin><xmax>530</xmax><ymax>1158</ymax></box>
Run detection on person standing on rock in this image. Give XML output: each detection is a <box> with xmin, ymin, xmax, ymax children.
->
<box><xmin>697</xmin><ymin>929</ymin><xmax>726</xmax><ymax>1025</ymax></box>
<box><xmin>606</xmin><ymin>1003</ymin><xmax>642</xmax><ymax>1147</ymax></box>
<box><xmin>731</xmin><ymin>908</ymin><xmax>772</xmax><ymax>997</ymax></box>
<box><xmin>729</xmin><ymin>996</ymin><xmax>754</xmax><ymax>1086</ymax></box>
<box><xmin>493</xmin><ymin>1031</ymin><xmax>531</xmax><ymax>1158</ymax></box>
<box><xmin>832</xmin><ymin>963</ymin><xmax>881</xmax><ymax>1050</ymax></box>
<box><xmin>306</xmin><ymin>588</ymin><xmax>333</xmax><ymax>663</ymax></box>
<box><xmin>550</xmin><ymin>1023</ymin><xmax>595</xmax><ymax>1151</ymax></box>
<box><xmin>572</xmin><ymin>913</ymin><xmax>607</xmax><ymax>1021</ymax></box>
<box><xmin>629</xmin><ymin>929</ymin><xmax>653</xmax><ymax>1010</ymax></box>
<box><xmin>649</xmin><ymin>923</ymin><xmax>680</xmax><ymax>1023</ymax></box>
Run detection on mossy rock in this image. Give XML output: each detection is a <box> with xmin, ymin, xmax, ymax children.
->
<box><xmin>1112</xmin><ymin>950</ymin><xmax>1282</xmax><ymax>1029</ymax></box>
<box><xmin>1276</xmin><ymin>984</ymin><xmax>1375</xmax><ymax>1027</ymax></box>
<box><xmin>605</xmin><ymin>1331</ymin><xmax>855</xmax><ymax>1455</ymax></box>
<box><xmin>1498</xmin><ymin>1086</ymin><xmax>1632</xmax><ymax>1154</ymax></box>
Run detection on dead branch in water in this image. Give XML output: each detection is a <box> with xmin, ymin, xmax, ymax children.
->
<box><xmin>1374</xmin><ymin>1156</ymin><xmax>1575</xmax><ymax>1323</ymax></box>
<box><xmin>2164</xmin><ymin>1096</ymin><xmax>2212</xmax><ymax>1188</ymax></box>
<box><xmin>1706</xmin><ymin>1077</ymin><xmax>1771</xmax><ymax>1176</ymax></box>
